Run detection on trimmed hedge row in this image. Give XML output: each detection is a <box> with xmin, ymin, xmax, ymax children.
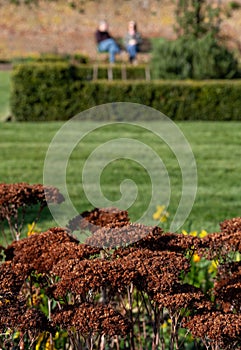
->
<box><xmin>11</xmin><ymin>62</ymin><xmax>241</xmax><ymax>121</ymax></box>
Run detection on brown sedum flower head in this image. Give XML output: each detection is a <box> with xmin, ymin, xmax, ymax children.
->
<box><xmin>50</xmin><ymin>256</ymin><xmax>137</xmax><ymax>299</ymax></box>
<box><xmin>0</xmin><ymin>182</ymin><xmax>65</xmax><ymax>240</ymax></box>
<box><xmin>51</xmin><ymin>302</ymin><xmax>131</xmax><ymax>336</ymax></box>
<box><xmin>214</xmin><ymin>261</ymin><xmax>241</xmax><ymax>312</ymax></box>
<box><xmin>0</xmin><ymin>261</ymin><xmax>30</xmax><ymax>333</ymax></box>
<box><xmin>84</xmin><ymin>223</ymin><xmax>157</xmax><ymax>248</ymax></box>
<box><xmin>5</xmin><ymin>227</ymin><xmax>100</xmax><ymax>273</ymax></box>
<box><xmin>131</xmin><ymin>229</ymin><xmax>198</xmax><ymax>254</ymax></box>
<box><xmin>19</xmin><ymin>307</ymin><xmax>53</xmax><ymax>338</ymax></box>
<box><xmin>0</xmin><ymin>182</ymin><xmax>64</xmax><ymax>216</ymax></box>
<box><xmin>67</xmin><ymin>207</ymin><xmax>130</xmax><ymax>234</ymax></box>
<box><xmin>154</xmin><ymin>283</ymin><xmax>212</xmax><ymax>311</ymax></box>
<box><xmin>0</xmin><ymin>261</ymin><xmax>30</xmax><ymax>296</ymax></box>
<box><xmin>220</xmin><ymin>216</ymin><xmax>241</xmax><ymax>234</ymax></box>
<box><xmin>183</xmin><ymin>311</ymin><xmax>241</xmax><ymax>349</ymax></box>
<box><xmin>195</xmin><ymin>227</ymin><xmax>241</xmax><ymax>260</ymax></box>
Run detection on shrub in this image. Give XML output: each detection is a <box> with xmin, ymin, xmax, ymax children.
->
<box><xmin>11</xmin><ymin>62</ymin><xmax>241</xmax><ymax>121</ymax></box>
<box><xmin>10</xmin><ymin>63</ymin><xmax>149</xmax><ymax>121</ymax></box>
<box><xmin>0</xmin><ymin>182</ymin><xmax>64</xmax><ymax>241</ymax></box>
<box><xmin>11</xmin><ymin>52</ymin><xmax>90</xmax><ymax>64</ymax></box>
<box><xmin>151</xmin><ymin>34</ymin><xmax>239</xmax><ymax>80</ymax></box>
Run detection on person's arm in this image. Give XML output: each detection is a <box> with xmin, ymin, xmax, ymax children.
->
<box><xmin>135</xmin><ymin>32</ymin><xmax>142</xmax><ymax>45</ymax></box>
<box><xmin>123</xmin><ymin>33</ymin><xmax>131</xmax><ymax>47</ymax></box>
<box><xmin>95</xmin><ymin>30</ymin><xmax>101</xmax><ymax>44</ymax></box>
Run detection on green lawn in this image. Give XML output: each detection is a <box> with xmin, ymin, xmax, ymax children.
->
<box><xmin>0</xmin><ymin>71</ymin><xmax>11</xmax><ymax>120</ymax></box>
<box><xmin>1</xmin><ymin>121</ymin><xmax>241</xmax><ymax>240</ymax></box>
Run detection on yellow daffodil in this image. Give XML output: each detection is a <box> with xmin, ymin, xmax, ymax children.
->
<box><xmin>27</xmin><ymin>222</ymin><xmax>41</xmax><ymax>237</ymax></box>
<box><xmin>161</xmin><ymin>321</ymin><xmax>168</xmax><ymax>329</ymax></box>
<box><xmin>235</xmin><ymin>252</ymin><xmax>241</xmax><ymax>262</ymax></box>
<box><xmin>157</xmin><ymin>205</ymin><xmax>165</xmax><ymax>212</ymax></box>
<box><xmin>153</xmin><ymin>205</ymin><xmax>169</xmax><ymax>223</ymax></box>
<box><xmin>190</xmin><ymin>230</ymin><xmax>198</xmax><ymax>237</ymax></box>
<box><xmin>160</xmin><ymin>216</ymin><xmax>166</xmax><ymax>222</ymax></box>
<box><xmin>160</xmin><ymin>210</ymin><xmax>169</xmax><ymax>222</ymax></box>
<box><xmin>208</xmin><ymin>260</ymin><xmax>219</xmax><ymax>274</ymax></box>
<box><xmin>193</xmin><ymin>253</ymin><xmax>201</xmax><ymax>263</ymax></box>
<box><xmin>199</xmin><ymin>229</ymin><xmax>208</xmax><ymax>238</ymax></box>
<box><xmin>181</xmin><ymin>229</ymin><xmax>208</xmax><ymax>238</ymax></box>
<box><xmin>13</xmin><ymin>331</ymin><xmax>20</xmax><ymax>340</ymax></box>
<box><xmin>45</xmin><ymin>337</ymin><xmax>57</xmax><ymax>350</ymax></box>
<box><xmin>153</xmin><ymin>212</ymin><xmax>161</xmax><ymax>220</ymax></box>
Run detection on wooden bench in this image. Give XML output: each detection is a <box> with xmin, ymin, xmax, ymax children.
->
<box><xmin>93</xmin><ymin>37</ymin><xmax>152</xmax><ymax>80</ymax></box>
<box><xmin>95</xmin><ymin>37</ymin><xmax>151</xmax><ymax>59</ymax></box>
<box><xmin>138</xmin><ymin>37</ymin><xmax>152</xmax><ymax>53</ymax></box>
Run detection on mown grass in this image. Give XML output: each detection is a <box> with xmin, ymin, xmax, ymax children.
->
<box><xmin>0</xmin><ymin>71</ymin><xmax>11</xmax><ymax>120</ymax></box>
<box><xmin>1</xmin><ymin>121</ymin><xmax>241</xmax><ymax>241</ymax></box>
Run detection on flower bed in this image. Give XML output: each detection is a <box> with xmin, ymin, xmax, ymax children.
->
<box><xmin>0</xmin><ymin>183</ymin><xmax>240</xmax><ymax>349</ymax></box>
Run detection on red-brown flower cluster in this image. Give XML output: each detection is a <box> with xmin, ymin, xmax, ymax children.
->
<box><xmin>154</xmin><ymin>283</ymin><xmax>212</xmax><ymax>311</ymax></box>
<box><xmin>67</xmin><ymin>206</ymin><xmax>130</xmax><ymax>234</ymax></box>
<box><xmin>18</xmin><ymin>308</ymin><xmax>53</xmax><ymax>337</ymax></box>
<box><xmin>196</xmin><ymin>231</ymin><xmax>241</xmax><ymax>260</ymax></box>
<box><xmin>191</xmin><ymin>217</ymin><xmax>241</xmax><ymax>260</ymax></box>
<box><xmin>214</xmin><ymin>261</ymin><xmax>241</xmax><ymax>312</ymax></box>
<box><xmin>183</xmin><ymin>311</ymin><xmax>241</xmax><ymax>349</ymax></box>
<box><xmin>1</xmin><ymin>199</ymin><xmax>241</xmax><ymax>349</ymax></box>
<box><xmin>220</xmin><ymin>216</ymin><xmax>241</xmax><ymax>234</ymax></box>
<box><xmin>0</xmin><ymin>182</ymin><xmax>64</xmax><ymax>240</ymax></box>
<box><xmin>85</xmin><ymin>223</ymin><xmax>156</xmax><ymax>248</ymax></box>
<box><xmin>0</xmin><ymin>183</ymin><xmax>64</xmax><ymax>215</ymax></box>
<box><xmin>0</xmin><ymin>261</ymin><xmax>40</xmax><ymax>334</ymax></box>
<box><xmin>5</xmin><ymin>227</ymin><xmax>100</xmax><ymax>273</ymax></box>
<box><xmin>51</xmin><ymin>303</ymin><xmax>131</xmax><ymax>336</ymax></box>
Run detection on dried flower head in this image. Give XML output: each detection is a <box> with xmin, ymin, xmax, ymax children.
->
<box><xmin>0</xmin><ymin>183</ymin><xmax>64</xmax><ymax>240</ymax></box>
<box><xmin>183</xmin><ymin>311</ymin><xmax>241</xmax><ymax>349</ymax></box>
<box><xmin>197</xmin><ymin>231</ymin><xmax>241</xmax><ymax>260</ymax></box>
<box><xmin>51</xmin><ymin>302</ymin><xmax>131</xmax><ymax>336</ymax></box>
<box><xmin>0</xmin><ymin>183</ymin><xmax>64</xmax><ymax>214</ymax></box>
<box><xmin>154</xmin><ymin>283</ymin><xmax>212</xmax><ymax>311</ymax></box>
<box><xmin>0</xmin><ymin>261</ymin><xmax>30</xmax><ymax>296</ymax></box>
<box><xmin>214</xmin><ymin>261</ymin><xmax>241</xmax><ymax>312</ymax></box>
<box><xmin>220</xmin><ymin>217</ymin><xmax>241</xmax><ymax>234</ymax></box>
<box><xmin>19</xmin><ymin>307</ymin><xmax>53</xmax><ymax>338</ymax></box>
<box><xmin>84</xmin><ymin>223</ymin><xmax>157</xmax><ymax>248</ymax></box>
<box><xmin>50</xmin><ymin>257</ymin><xmax>131</xmax><ymax>299</ymax></box>
<box><xmin>5</xmin><ymin>227</ymin><xmax>100</xmax><ymax>273</ymax></box>
<box><xmin>67</xmin><ymin>207</ymin><xmax>130</xmax><ymax>234</ymax></box>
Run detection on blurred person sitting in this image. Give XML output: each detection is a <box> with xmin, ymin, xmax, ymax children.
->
<box><xmin>95</xmin><ymin>20</ymin><xmax>121</xmax><ymax>63</ymax></box>
<box><xmin>124</xmin><ymin>20</ymin><xmax>142</xmax><ymax>64</ymax></box>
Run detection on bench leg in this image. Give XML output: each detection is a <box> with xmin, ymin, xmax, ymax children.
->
<box><xmin>145</xmin><ymin>66</ymin><xmax>151</xmax><ymax>81</ymax></box>
<box><xmin>107</xmin><ymin>65</ymin><xmax>113</xmax><ymax>80</ymax></box>
<box><xmin>93</xmin><ymin>64</ymin><xmax>98</xmax><ymax>80</ymax></box>
<box><xmin>121</xmin><ymin>63</ymin><xmax>127</xmax><ymax>80</ymax></box>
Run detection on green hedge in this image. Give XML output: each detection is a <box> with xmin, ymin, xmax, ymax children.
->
<box><xmin>11</xmin><ymin>62</ymin><xmax>241</xmax><ymax>121</ymax></box>
<box><xmin>11</xmin><ymin>52</ymin><xmax>90</xmax><ymax>64</ymax></box>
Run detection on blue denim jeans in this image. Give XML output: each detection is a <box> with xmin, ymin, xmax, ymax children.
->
<box><xmin>126</xmin><ymin>44</ymin><xmax>138</xmax><ymax>61</ymax></box>
<box><xmin>98</xmin><ymin>38</ymin><xmax>120</xmax><ymax>63</ymax></box>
